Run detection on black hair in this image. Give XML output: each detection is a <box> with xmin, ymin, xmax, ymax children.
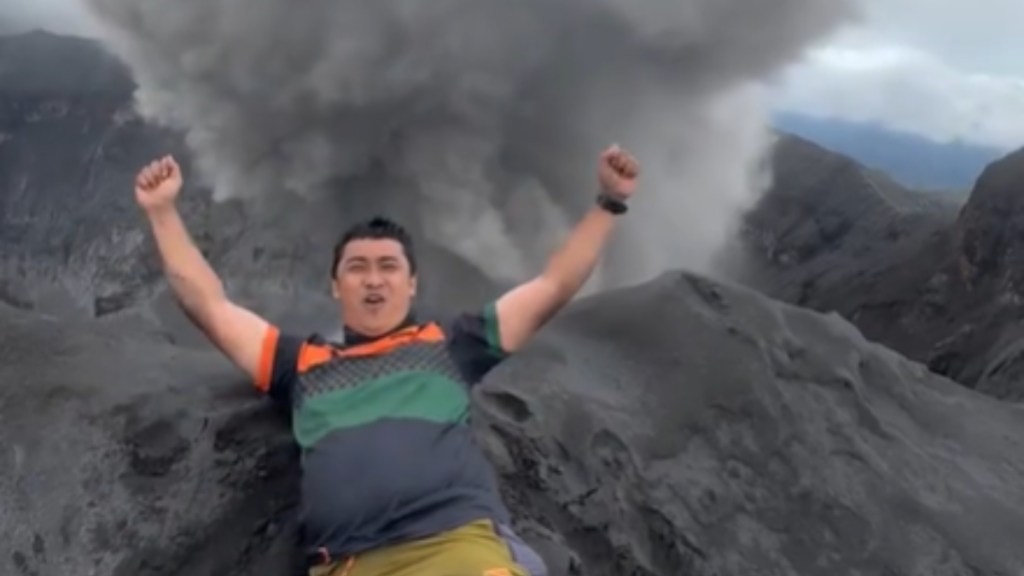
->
<box><xmin>331</xmin><ymin>216</ymin><xmax>417</xmax><ymax>278</ymax></box>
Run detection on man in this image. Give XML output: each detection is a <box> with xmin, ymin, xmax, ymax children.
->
<box><xmin>134</xmin><ymin>144</ymin><xmax>640</xmax><ymax>576</ymax></box>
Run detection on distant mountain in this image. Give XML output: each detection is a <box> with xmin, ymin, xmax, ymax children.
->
<box><xmin>772</xmin><ymin>111</ymin><xmax>1006</xmax><ymax>193</ymax></box>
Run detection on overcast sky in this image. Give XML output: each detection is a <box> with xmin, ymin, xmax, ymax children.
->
<box><xmin>770</xmin><ymin>0</ymin><xmax>1024</xmax><ymax>150</ymax></box>
<box><xmin>1</xmin><ymin>0</ymin><xmax>1021</xmax><ymax>151</ymax></box>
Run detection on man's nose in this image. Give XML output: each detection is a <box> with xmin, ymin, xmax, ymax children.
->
<box><xmin>363</xmin><ymin>269</ymin><xmax>384</xmax><ymax>286</ymax></box>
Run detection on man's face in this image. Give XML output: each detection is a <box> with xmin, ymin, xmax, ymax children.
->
<box><xmin>331</xmin><ymin>238</ymin><xmax>417</xmax><ymax>337</ymax></box>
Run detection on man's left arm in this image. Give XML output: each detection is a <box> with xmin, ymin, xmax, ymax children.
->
<box><xmin>493</xmin><ymin>144</ymin><xmax>640</xmax><ymax>354</ymax></box>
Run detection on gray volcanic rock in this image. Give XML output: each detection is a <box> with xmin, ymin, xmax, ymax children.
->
<box><xmin>481</xmin><ymin>271</ymin><xmax>1024</xmax><ymax>575</ymax></box>
<box><xmin>734</xmin><ymin>133</ymin><xmax>965</xmax><ymax>369</ymax></box>
<box><xmin>737</xmin><ymin>134</ymin><xmax>1024</xmax><ymax>401</ymax></box>
<box><xmin>736</xmin><ymin>133</ymin><xmax>961</xmax><ymax>308</ymax></box>
<box><xmin>5</xmin><ymin>273</ymin><xmax>1024</xmax><ymax>575</ymax></box>
<box><xmin>0</xmin><ymin>301</ymin><xmax>301</xmax><ymax>576</ymax></box>
<box><xmin>956</xmin><ymin>147</ymin><xmax>1024</xmax><ymax>288</ymax></box>
<box><xmin>939</xmin><ymin>147</ymin><xmax>1024</xmax><ymax>400</ymax></box>
<box><xmin>0</xmin><ymin>30</ymin><xmax>208</xmax><ymax>319</ymax></box>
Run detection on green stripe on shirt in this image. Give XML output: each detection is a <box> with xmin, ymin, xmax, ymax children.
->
<box><xmin>293</xmin><ymin>371</ymin><xmax>470</xmax><ymax>448</ymax></box>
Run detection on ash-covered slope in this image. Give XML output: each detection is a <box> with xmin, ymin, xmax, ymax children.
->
<box><xmin>485</xmin><ymin>272</ymin><xmax>1024</xmax><ymax>576</ymax></box>
<box><xmin>738</xmin><ymin>134</ymin><xmax>1024</xmax><ymax>401</ymax></box>
<box><xmin>0</xmin><ymin>301</ymin><xmax>302</xmax><ymax>576</ymax></box>
<box><xmin>5</xmin><ymin>273</ymin><xmax>1024</xmax><ymax>576</ymax></box>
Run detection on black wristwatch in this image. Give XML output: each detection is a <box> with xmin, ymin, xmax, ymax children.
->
<box><xmin>596</xmin><ymin>191</ymin><xmax>628</xmax><ymax>215</ymax></box>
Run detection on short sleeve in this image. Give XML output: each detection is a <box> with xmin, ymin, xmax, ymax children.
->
<box><xmin>447</xmin><ymin>301</ymin><xmax>509</xmax><ymax>385</ymax></box>
<box><xmin>255</xmin><ymin>325</ymin><xmax>305</xmax><ymax>407</ymax></box>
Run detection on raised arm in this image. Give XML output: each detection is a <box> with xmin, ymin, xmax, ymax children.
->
<box><xmin>494</xmin><ymin>144</ymin><xmax>640</xmax><ymax>353</ymax></box>
<box><xmin>136</xmin><ymin>156</ymin><xmax>271</xmax><ymax>383</ymax></box>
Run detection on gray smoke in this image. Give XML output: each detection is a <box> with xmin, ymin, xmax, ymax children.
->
<box><xmin>83</xmin><ymin>0</ymin><xmax>858</xmax><ymax>289</ymax></box>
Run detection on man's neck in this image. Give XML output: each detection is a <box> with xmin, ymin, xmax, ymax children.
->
<box><xmin>343</xmin><ymin>311</ymin><xmax>418</xmax><ymax>345</ymax></box>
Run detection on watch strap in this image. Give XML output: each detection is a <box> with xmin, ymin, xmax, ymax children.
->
<box><xmin>596</xmin><ymin>191</ymin><xmax>628</xmax><ymax>215</ymax></box>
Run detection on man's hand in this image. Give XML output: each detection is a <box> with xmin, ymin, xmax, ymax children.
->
<box><xmin>598</xmin><ymin>144</ymin><xmax>640</xmax><ymax>200</ymax></box>
<box><xmin>135</xmin><ymin>155</ymin><xmax>183</xmax><ymax>212</ymax></box>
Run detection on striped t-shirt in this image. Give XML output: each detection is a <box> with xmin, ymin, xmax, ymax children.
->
<box><xmin>255</xmin><ymin>304</ymin><xmax>512</xmax><ymax>562</ymax></box>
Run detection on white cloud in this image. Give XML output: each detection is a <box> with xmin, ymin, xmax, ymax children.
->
<box><xmin>852</xmin><ymin>0</ymin><xmax>1024</xmax><ymax>77</ymax></box>
<box><xmin>768</xmin><ymin>0</ymin><xmax>1024</xmax><ymax>151</ymax></box>
<box><xmin>770</xmin><ymin>41</ymin><xmax>1024</xmax><ymax>150</ymax></box>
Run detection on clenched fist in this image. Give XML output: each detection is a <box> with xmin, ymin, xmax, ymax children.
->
<box><xmin>598</xmin><ymin>144</ymin><xmax>640</xmax><ymax>200</ymax></box>
<box><xmin>135</xmin><ymin>155</ymin><xmax>183</xmax><ymax>212</ymax></box>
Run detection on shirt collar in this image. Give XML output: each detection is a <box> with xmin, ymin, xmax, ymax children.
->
<box><xmin>342</xmin><ymin>310</ymin><xmax>419</xmax><ymax>346</ymax></box>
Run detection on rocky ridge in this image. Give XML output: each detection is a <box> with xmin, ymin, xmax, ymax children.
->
<box><xmin>739</xmin><ymin>134</ymin><xmax>1024</xmax><ymax>401</ymax></box>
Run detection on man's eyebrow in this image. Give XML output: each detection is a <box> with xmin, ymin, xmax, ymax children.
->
<box><xmin>344</xmin><ymin>256</ymin><xmax>369</xmax><ymax>264</ymax></box>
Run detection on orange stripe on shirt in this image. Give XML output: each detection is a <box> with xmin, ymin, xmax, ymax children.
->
<box><xmin>297</xmin><ymin>343</ymin><xmax>335</xmax><ymax>373</ymax></box>
<box><xmin>255</xmin><ymin>325</ymin><xmax>280</xmax><ymax>393</ymax></box>
<box><xmin>336</xmin><ymin>323</ymin><xmax>445</xmax><ymax>359</ymax></box>
<box><xmin>263</xmin><ymin>323</ymin><xmax>450</xmax><ymax>381</ymax></box>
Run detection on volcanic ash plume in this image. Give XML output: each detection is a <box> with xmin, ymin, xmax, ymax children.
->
<box><xmin>84</xmin><ymin>0</ymin><xmax>857</xmax><ymax>287</ymax></box>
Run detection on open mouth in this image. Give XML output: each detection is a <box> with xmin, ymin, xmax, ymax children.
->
<box><xmin>364</xmin><ymin>294</ymin><xmax>385</xmax><ymax>306</ymax></box>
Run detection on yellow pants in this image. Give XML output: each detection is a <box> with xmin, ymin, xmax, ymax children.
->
<box><xmin>309</xmin><ymin>520</ymin><xmax>529</xmax><ymax>576</ymax></box>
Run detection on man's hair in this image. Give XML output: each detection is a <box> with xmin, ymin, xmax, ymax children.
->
<box><xmin>331</xmin><ymin>216</ymin><xmax>417</xmax><ymax>278</ymax></box>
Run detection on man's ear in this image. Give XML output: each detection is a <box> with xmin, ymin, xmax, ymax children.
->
<box><xmin>409</xmin><ymin>275</ymin><xmax>418</xmax><ymax>297</ymax></box>
<box><xmin>330</xmin><ymin>278</ymin><xmax>341</xmax><ymax>300</ymax></box>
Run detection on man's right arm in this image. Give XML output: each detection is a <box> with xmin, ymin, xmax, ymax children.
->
<box><xmin>146</xmin><ymin>206</ymin><xmax>272</xmax><ymax>385</ymax></box>
<box><xmin>136</xmin><ymin>155</ymin><xmax>288</xmax><ymax>392</ymax></box>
